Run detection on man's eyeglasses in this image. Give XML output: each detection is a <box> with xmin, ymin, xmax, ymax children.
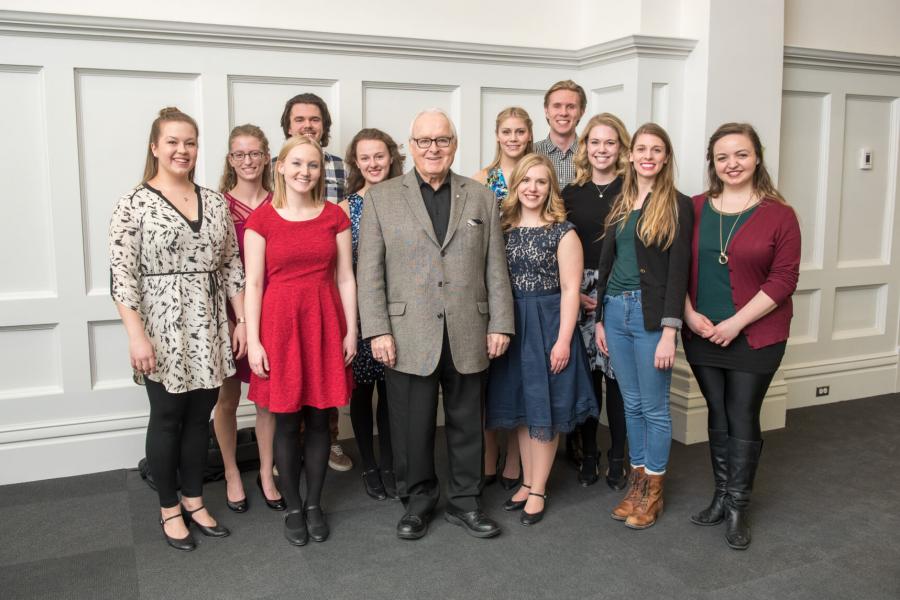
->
<box><xmin>412</xmin><ymin>137</ymin><xmax>453</xmax><ymax>149</ymax></box>
<box><xmin>229</xmin><ymin>150</ymin><xmax>266</xmax><ymax>161</ymax></box>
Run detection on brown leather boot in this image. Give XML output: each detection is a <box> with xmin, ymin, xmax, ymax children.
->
<box><xmin>610</xmin><ymin>466</ymin><xmax>645</xmax><ymax>521</ymax></box>
<box><xmin>625</xmin><ymin>472</ymin><xmax>665</xmax><ymax>529</ymax></box>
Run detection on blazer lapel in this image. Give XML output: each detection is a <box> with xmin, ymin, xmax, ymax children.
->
<box><xmin>401</xmin><ymin>170</ymin><xmax>439</xmax><ymax>247</ymax></box>
<box><xmin>441</xmin><ymin>173</ymin><xmax>469</xmax><ymax>250</ymax></box>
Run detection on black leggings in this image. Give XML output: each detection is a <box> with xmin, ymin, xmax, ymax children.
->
<box><xmin>690</xmin><ymin>365</ymin><xmax>776</xmax><ymax>441</ymax></box>
<box><xmin>581</xmin><ymin>372</ymin><xmax>627</xmax><ymax>461</ymax></box>
<box><xmin>350</xmin><ymin>380</ymin><xmax>392</xmax><ymax>472</ymax></box>
<box><xmin>274</xmin><ymin>406</ymin><xmax>330</xmax><ymax>511</ymax></box>
<box><xmin>144</xmin><ymin>379</ymin><xmax>219</xmax><ymax>508</ymax></box>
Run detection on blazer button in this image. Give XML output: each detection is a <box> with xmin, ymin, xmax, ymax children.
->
<box><xmin>440</xmin><ymin>250</ymin><xmax>446</xmax><ymax>257</ymax></box>
<box><xmin>639</xmin><ymin>268</ymin><xmax>646</xmax><ymax>274</ymax></box>
<box><xmin>437</xmin><ymin>313</ymin><xmax>444</xmax><ymax>319</ymax></box>
<box><xmin>438</xmin><ymin>281</ymin><xmax>443</xmax><ymax>287</ymax></box>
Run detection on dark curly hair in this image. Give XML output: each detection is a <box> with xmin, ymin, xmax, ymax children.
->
<box><xmin>279</xmin><ymin>93</ymin><xmax>333</xmax><ymax>146</ymax></box>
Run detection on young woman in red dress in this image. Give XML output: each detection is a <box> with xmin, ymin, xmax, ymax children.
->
<box><xmin>244</xmin><ymin>135</ymin><xmax>356</xmax><ymax>546</ymax></box>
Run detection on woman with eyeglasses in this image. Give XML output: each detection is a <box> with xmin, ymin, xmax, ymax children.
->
<box><xmin>212</xmin><ymin>124</ymin><xmax>285</xmax><ymax>514</ymax></box>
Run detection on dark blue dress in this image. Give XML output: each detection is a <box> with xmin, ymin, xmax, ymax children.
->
<box><xmin>486</xmin><ymin>221</ymin><xmax>598</xmax><ymax>440</ymax></box>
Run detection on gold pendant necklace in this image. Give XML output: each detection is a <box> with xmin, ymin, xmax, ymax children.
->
<box><xmin>716</xmin><ymin>193</ymin><xmax>755</xmax><ymax>264</ymax></box>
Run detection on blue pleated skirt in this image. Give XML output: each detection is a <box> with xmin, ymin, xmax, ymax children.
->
<box><xmin>485</xmin><ymin>289</ymin><xmax>599</xmax><ymax>440</ymax></box>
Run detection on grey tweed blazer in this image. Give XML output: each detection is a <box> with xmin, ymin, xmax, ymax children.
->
<box><xmin>357</xmin><ymin>170</ymin><xmax>514</xmax><ymax>376</ymax></box>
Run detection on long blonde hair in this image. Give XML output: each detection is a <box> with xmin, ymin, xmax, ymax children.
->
<box><xmin>605</xmin><ymin>123</ymin><xmax>680</xmax><ymax>250</ymax></box>
<box><xmin>486</xmin><ymin>106</ymin><xmax>534</xmax><ymax>172</ymax></box>
<box><xmin>272</xmin><ymin>136</ymin><xmax>325</xmax><ymax>209</ymax></box>
<box><xmin>573</xmin><ymin>113</ymin><xmax>631</xmax><ymax>186</ymax></box>
<box><xmin>500</xmin><ymin>153</ymin><xmax>567</xmax><ymax>231</ymax></box>
<box><xmin>142</xmin><ymin>107</ymin><xmax>198</xmax><ymax>183</ymax></box>
<box><xmin>218</xmin><ymin>124</ymin><xmax>273</xmax><ymax>193</ymax></box>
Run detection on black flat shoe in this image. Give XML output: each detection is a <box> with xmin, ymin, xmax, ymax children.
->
<box><xmin>257</xmin><ymin>474</ymin><xmax>286</xmax><ymax>511</ymax></box>
<box><xmin>445</xmin><ymin>509</ymin><xmax>501</xmax><ymax>538</ymax></box>
<box><xmin>283</xmin><ymin>509</ymin><xmax>308</xmax><ymax>546</ymax></box>
<box><xmin>182</xmin><ymin>504</ymin><xmax>230</xmax><ymax>538</ymax></box>
<box><xmin>503</xmin><ymin>484</ymin><xmax>531</xmax><ymax>511</ymax></box>
<box><xmin>305</xmin><ymin>505</ymin><xmax>329</xmax><ymax>542</ymax></box>
<box><xmin>381</xmin><ymin>469</ymin><xmax>399</xmax><ymax>499</ymax></box>
<box><xmin>362</xmin><ymin>469</ymin><xmax>387</xmax><ymax>501</ymax></box>
<box><xmin>578</xmin><ymin>454</ymin><xmax>599</xmax><ymax>487</ymax></box>
<box><xmin>397</xmin><ymin>513</ymin><xmax>428</xmax><ymax>540</ymax></box>
<box><xmin>160</xmin><ymin>513</ymin><xmax>196</xmax><ymax>551</ymax></box>
<box><xmin>520</xmin><ymin>492</ymin><xmax>548</xmax><ymax>526</ymax></box>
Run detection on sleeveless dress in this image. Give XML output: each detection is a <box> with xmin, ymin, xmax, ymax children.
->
<box><xmin>485</xmin><ymin>167</ymin><xmax>508</xmax><ymax>209</ymax></box>
<box><xmin>245</xmin><ymin>202</ymin><xmax>353</xmax><ymax>413</ymax></box>
<box><xmin>225</xmin><ymin>190</ymin><xmax>272</xmax><ymax>383</ymax></box>
<box><xmin>347</xmin><ymin>192</ymin><xmax>384</xmax><ymax>385</ymax></box>
<box><xmin>485</xmin><ymin>221</ymin><xmax>598</xmax><ymax>440</ymax></box>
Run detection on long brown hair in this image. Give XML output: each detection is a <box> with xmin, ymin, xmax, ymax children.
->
<box><xmin>344</xmin><ymin>128</ymin><xmax>405</xmax><ymax>196</ymax></box>
<box><xmin>272</xmin><ymin>136</ymin><xmax>326</xmax><ymax>209</ymax></box>
<box><xmin>218</xmin><ymin>124</ymin><xmax>273</xmax><ymax>194</ymax></box>
<box><xmin>142</xmin><ymin>107</ymin><xmax>198</xmax><ymax>183</ymax></box>
<box><xmin>605</xmin><ymin>122</ymin><xmax>680</xmax><ymax>250</ymax></box>
<box><xmin>486</xmin><ymin>106</ymin><xmax>534</xmax><ymax>172</ymax></box>
<box><xmin>500</xmin><ymin>153</ymin><xmax>567</xmax><ymax>231</ymax></box>
<box><xmin>573</xmin><ymin>112</ymin><xmax>631</xmax><ymax>186</ymax></box>
<box><xmin>705</xmin><ymin>122</ymin><xmax>787</xmax><ymax>204</ymax></box>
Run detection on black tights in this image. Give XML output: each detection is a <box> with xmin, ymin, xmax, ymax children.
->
<box><xmin>274</xmin><ymin>407</ymin><xmax>330</xmax><ymax>511</ymax></box>
<box><xmin>350</xmin><ymin>380</ymin><xmax>392</xmax><ymax>472</ymax></box>
<box><xmin>144</xmin><ymin>379</ymin><xmax>219</xmax><ymax>508</ymax></box>
<box><xmin>581</xmin><ymin>372</ymin><xmax>627</xmax><ymax>461</ymax></box>
<box><xmin>690</xmin><ymin>365</ymin><xmax>776</xmax><ymax>441</ymax></box>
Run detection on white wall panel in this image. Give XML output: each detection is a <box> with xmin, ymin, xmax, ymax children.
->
<box><xmin>478</xmin><ymin>88</ymin><xmax>548</xmax><ymax>168</ymax></box>
<box><xmin>0</xmin><ymin>325</ymin><xmax>62</xmax><ymax>401</ymax></box>
<box><xmin>88</xmin><ymin>320</ymin><xmax>132</xmax><ymax>390</ymax></box>
<box><xmin>0</xmin><ymin>66</ymin><xmax>56</xmax><ymax>300</ymax></box>
<box><xmin>837</xmin><ymin>95</ymin><xmax>895</xmax><ymax>267</ymax></box>
<box><xmin>75</xmin><ymin>69</ymin><xmax>200</xmax><ymax>295</ymax></box>
<box><xmin>788</xmin><ymin>289</ymin><xmax>820</xmax><ymax>345</ymax></box>
<box><xmin>832</xmin><ymin>284</ymin><xmax>887</xmax><ymax>339</ymax></box>
<box><xmin>650</xmin><ymin>82</ymin><xmax>669</xmax><ymax>128</ymax></box>
<box><xmin>362</xmin><ymin>82</ymin><xmax>459</xmax><ymax>173</ymax></box>
<box><xmin>778</xmin><ymin>91</ymin><xmax>828</xmax><ymax>270</ymax></box>
<box><xmin>228</xmin><ymin>76</ymin><xmax>337</xmax><ymax>157</ymax></box>
<box><xmin>591</xmin><ymin>85</ymin><xmax>628</xmax><ymax>125</ymax></box>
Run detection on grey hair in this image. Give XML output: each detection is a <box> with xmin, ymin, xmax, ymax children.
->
<box><xmin>409</xmin><ymin>107</ymin><xmax>458</xmax><ymax>140</ymax></box>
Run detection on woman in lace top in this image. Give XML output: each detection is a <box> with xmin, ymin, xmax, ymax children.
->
<box><xmin>472</xmin><ymin>106</ymin><xmax>535</xmax><ymax>489</ymax></box>
<box><xmin>108</xmin><ymin>107</ymin><xmax>246</xmax><ymax>551</ymax></box>
<box><xmin>486</xmin><ymin>153</ymin><xmax>598</xmax><ymax>526</ymax></box>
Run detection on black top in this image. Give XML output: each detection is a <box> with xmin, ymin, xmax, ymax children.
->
<box><xmin>562</xmin><ymin>177</ymin><xmax>623</xmax><ymax>265</ymax></box>
<box><xmin>415</xmin><ymin>169</ymin><xmax>452</xmax><ymax>245</ymax></box>
<box><xmin>596</xmin><ymin>191</ymin><xmax>694</xmax><ymax>331</ymax></box>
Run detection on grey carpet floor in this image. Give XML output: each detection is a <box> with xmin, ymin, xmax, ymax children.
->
<box><xmin>1</xmin><ymin>394</ymin><xmax>898</xmax><ymax>600</ymax></box>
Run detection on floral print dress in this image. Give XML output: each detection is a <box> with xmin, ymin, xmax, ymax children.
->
<box><xmin>108</xmin><ymin>184</ymin><xmax>245</xmax><ymax>393</ymax></box>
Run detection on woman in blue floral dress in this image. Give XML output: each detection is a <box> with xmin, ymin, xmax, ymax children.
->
<box><xmin>339</xmin><ymin>129</ymin><xmax>405</xmax><ymax>500</ymax></box>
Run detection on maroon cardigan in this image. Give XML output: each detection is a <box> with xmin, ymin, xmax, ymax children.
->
<box><xmin>688</xmin><ymin>194</ymin><xmax>801</xmax><ymax>349</ymax></box>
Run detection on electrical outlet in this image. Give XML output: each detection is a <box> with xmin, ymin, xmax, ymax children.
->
<box><xmin>816</xmin><ymin>386</ymin><xmax>830</xmax><ymax>397</ymax></box>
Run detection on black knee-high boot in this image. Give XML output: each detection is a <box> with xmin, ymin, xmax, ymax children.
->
<box><xmin>691</xmin><ymin>429</ymin><xmax>729</xmax><ymax>526</ymax></box>
<box><xmin>724</xmin><ymin>437</ymin><xmax>763</xmax><ymax>550</ymax></box>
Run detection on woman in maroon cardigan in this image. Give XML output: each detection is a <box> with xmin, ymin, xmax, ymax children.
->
<box><xmin>683</xmin><ymin>123</ymin><xmax>800</xmax><ymax>550</ymax></box>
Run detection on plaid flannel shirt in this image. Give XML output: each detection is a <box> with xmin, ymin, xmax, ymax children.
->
<box><xmin>534</xmin><ymin>136</ymin><xmax>577</xmax><ymax>188</ymax></box>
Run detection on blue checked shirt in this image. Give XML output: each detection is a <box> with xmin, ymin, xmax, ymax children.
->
<box><xmin>323</xmin><ymin>151</ymin><xmax>346</xmax><ymax>204</ymax></box>
<box><xmin>534</xmin><ymin>136</ymin><xmax>577</xmax><ymax>188</ymax></box>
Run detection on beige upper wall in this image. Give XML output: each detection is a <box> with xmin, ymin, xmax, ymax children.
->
<box><xmin>784</xmin><ymin>0</ymin><xmax>900</xmax><ymax>55</ymax></box>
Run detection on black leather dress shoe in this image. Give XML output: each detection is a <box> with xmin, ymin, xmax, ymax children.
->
<box><xmin>182</xmin><ymin>504</ymin><xmax>230</xmax><ymax>538</ymax></box>
<box><xmin>226</xmin><ymin>496</ymin><xmax>248</xmax><ymax>513</ymax></box>
<box><xmin>283</xmin><ymin>509</ymin><xmax>308</xmax><ymax>546</ymax></box>
<box><xmin>444</xmin><ymin>509</ymin><xmax>501</xmax><ymax>538</ymax></box>
<box><xmin>257</xmin><ymin>474</ymin><xmax>286</xmax><ymax>511</ymax></box>
<box><xmin>305</xmin><ymin>505</ymin><xmax>329</xmax><ymax>542</ymax></box>
<box><xmin>160</xmin><ymin>513</ymin><xmax>196</xmax><ymax>551</ymax></box>
<box><xmin>362</xmin><ymin>469</ymin><xmax>387</xmax><ymax>501</ymax></box>
<box><xmin>396</xmin><ymin>513</ymin><xmax>428</xmax><ymax>540</ymax></box>
<box><xmin>503</xmin><ymin>484</ymin><xmax>531</xmax><ymax>511</ymax></box>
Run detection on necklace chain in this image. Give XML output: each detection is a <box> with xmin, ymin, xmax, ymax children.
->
<box><xmin>593</xmin><ymin>180</ymin><xmax>614</xmax><ymax>198</ymax></box>
<box><xmin>715</xmin><ymin>193</ymin><xmax>755</xmax><ymax>264</ymax></box>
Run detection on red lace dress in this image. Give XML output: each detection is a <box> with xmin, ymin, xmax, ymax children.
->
<box><xmin>245</xmin><ymin>202</ymin><xmax>352</xmax><ymax>413</ymax></box>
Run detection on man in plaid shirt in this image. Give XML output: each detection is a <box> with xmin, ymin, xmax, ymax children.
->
<box><xmin>278</xmin><ymin>93</ymin><xmax>353</xmax><ymax>471</ymax></box>
<box><xmin>534</xmin><ymin>80</ymin><xmax>587</xmax><ymax>189</ymax></box>
<box><xmin>279</xmin><ymin>93</ymin><xmax>346</xmax><ymax>204</ymax></box>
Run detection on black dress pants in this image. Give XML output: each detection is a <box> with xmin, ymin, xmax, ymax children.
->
<box><xmin>384</xmin><ymin>330</ymin><xmax>484</xmax><ymax>515</ymax></box>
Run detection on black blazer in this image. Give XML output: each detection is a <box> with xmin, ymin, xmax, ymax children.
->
<box><xmin>596</xmin><ymin>192</ymin><xmax>693</xmax><ymax>330</ymax></box>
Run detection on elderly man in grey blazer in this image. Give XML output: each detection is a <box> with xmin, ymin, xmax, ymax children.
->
<box><xmin>357</xmin><ymin>108</ymin><xmax>514</xmax><ymax>540</ymax></box>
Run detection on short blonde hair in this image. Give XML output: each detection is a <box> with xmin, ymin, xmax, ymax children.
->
<box><xmin>272</xmin><ymin>136</ymin><xmax>326</xmax><ymax>209</ymax></box>
<box><xmin>543</xmin><ymin>80</ymin><xmax>587</xmax><ymax>111</ymax></box>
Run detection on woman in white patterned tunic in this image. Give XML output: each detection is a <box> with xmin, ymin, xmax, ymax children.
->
<box><xmin>108</xmin><ymin>107</ymin><xmax>246</xmax><ymax>552</ymax></box>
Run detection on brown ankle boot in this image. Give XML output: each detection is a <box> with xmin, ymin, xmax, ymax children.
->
<box><xmin>626</xmin><ymin>472</ymin><xmax>665</xmax><ymax>529</ymax></box>
<box><xmin>610</xmin><ymin>466</ymin><xmax>645</xmax><ymax>521</ymax></box>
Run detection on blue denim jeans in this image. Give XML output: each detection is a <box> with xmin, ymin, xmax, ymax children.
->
<box><xmin>603</xmin><ymin>291</ymin><xmax>672</xmax><ymax>474</ymax></box>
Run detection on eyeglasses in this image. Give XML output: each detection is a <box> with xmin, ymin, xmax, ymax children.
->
<box><xmin>229</xmin><ymin>150</ymin><xmax>266</xmax><ymax>161</ymax></box>
<box><xmin>412</xmin><ymin>137</ymin><xmax>454</xmax><ymax>149</ymax></box>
